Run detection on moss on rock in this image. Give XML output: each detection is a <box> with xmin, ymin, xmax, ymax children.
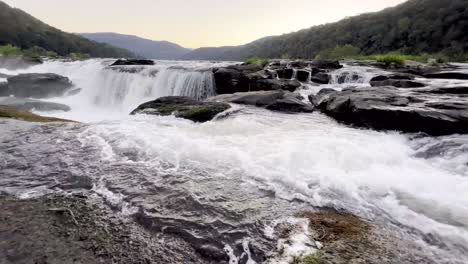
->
<box><xmin>0</xmin><ymin>105</ymin><xmax>75</xmax><ymax>123</ymax></box>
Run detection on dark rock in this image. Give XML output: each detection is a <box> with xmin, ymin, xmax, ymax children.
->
<box><xmin>310</xmin><ymin>73</ymin><xmax>330</xmax><ymax>84</ymax></box>
<box><xmin>130</xmin><ymin>96</ymin><xmax>230</xmax><ymax>122</ymax></box>
<box><xmin>309</xmin><ymin>60</ymin><xmax>343</xmax><ymax>69</ymax></box>
<box><xmin>423</xmin><ymin>72</ymin><xmax>468</xmax><ymax>80</ymax></box>
<box><xmin>316</xmin><ymin>87</ymin><xmax>468</xmax><ymax>136</ymax></box>
<box><xmin>251</xmin><ymin>79</ymin><xmax>301</xmax><ymax>92</ymax></box>
<box><xmin>214</xmin><ymin>66</ymin><xmax>301</xmax><ymax>94</ymax></box>
<box><xmin>335</xmin><ymin>72</ymin><xmax>360</xmax><ymax>84</ymax></box>
<box><xmin>370</xmin><ymin>79</ymin><xmax>426</xmax><ymax>88</ymax></box>
<box><xmin>110</xmin><ymin>59</ymin><xmax>155</xmax><ymax>66</ymax></box>
<box><xmin>0</xmin><ymin>97</ymin><xmax>71</xmax><ymax>112</ymax></box>
<box><xmin>208</xmin><ymin>90</ymin><xmax>313</xmax><ymax>113</ymax></box>
<box><xmin>4</xmin><ymin>73</ymin><xmax>73</xmax><ymax>98</ymax></box>
<box><xmin>309</xmin><ymin>88</ymin><xmax>337</xmax><ymax>107</ymax></box>
<box><xmin>425</xmin><ymin>86</ymin><xmax>468</xmax><ymax>94</ymax></box>
<box><xmin>369</xmin><ymin>74</ymin><xmax>415</xmax><ymax>82</ymax></box>
<box><xmin>226</xmin><ymin>64</ymin><xmax>263</xmax><ymax>73</ymax></box>
<box><xmin>296</xmin><ymin>70</ymin><xmax>311</xmax><ymax>82</ymax></box>
<box><xmin>65</xmin><ymin>88</ymin><xmax>82</xmax><ymax>96</ymax></box>
<box><xmin>289</xmin><ymin>61</ymin><xmax>309</xmax><ymax>68</ymax></box>
<box><xmin>266</xmin><ymin>93</ymin><xmax>314</xmax><ymax>113</ymax></box>
<box><xmin>213</xmin><ymin>67</ymin><xmax>249</xmax><ymax>94</ymax></box>
<box><xmin>0</xmin><ymin>72</ymin><xmax>13</xmax><ymax>78</ymax></box>
<box><xmin>277</xmin><ymin>68</ymin><xmax>294</xmax><ymax>79</ymax></box>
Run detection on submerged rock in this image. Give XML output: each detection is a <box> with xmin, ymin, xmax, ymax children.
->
<box><xmin>109</xmin><ymin>59</ymin><xmax>155</xmax><ymax>66</ymax></box>
<box><xmin>208</xmin><ymin>90</ymin><xmax>314</xmax><ymax>113</ymax></box>
<box><xmin>423</xmin><ymin>72</ymin><xmax>468</xmax><ymax>80</ymax></box>
<box><xmin>370</xmin><ymin>79</ymin><xmax>426</xmax><ymax>88</ymax></box>
<box><xmin>314</xmin><ymin>87</ymin><xmax>468</xmax><ymax>136</ymax></box>
<box><xmin>130</xmin><ymin>96</ymin><xmax>231</xmax><ymax>122</ymax></box>
<box><xmin>0</xmin><ymin>105</ymin><xmax>74</xmax><ymax>123</ymax></box>
<box><xmin>3</xmin><ymin>73</ymin><xmax>73</xmax><ymax>98</ymax></box>
<box><xmin>0</xmin><ymin>97</ymin><xmax>71</xmax><ymax>112</ymax></box>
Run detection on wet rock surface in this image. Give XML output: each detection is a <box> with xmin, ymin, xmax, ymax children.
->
<box><xmin>0</xmin><ymin>97</ymin><xmax>71</xmax><ymax>112</ymax></box>
<box><xmin>0</xmin><ymin>194</ymin><xmax>202</xmax><ymax>264</ymax></box>
<box><xmin>110</xmin><ymin>59</ymin><xmax>155</xmax><ymax>66</ymax></box>
<box><xmin>1</xmin><ymin>73</ymin><xmax>74</xmax><ymax>98</ymax></box>
<box><xmin>313</xmin><ymin>86</ymin><xmax>468</xmax><ymax>136</ymax></box>
<box><xmin>208</xmin><ymin>90</ymin><xmax>314</xmax><ymax>113</ymax></box>
<box><xmin>131</xmin><ymin>96</ymin><xmax>231</xmax><ymax>122</ymax></box>
<box><xmin>213</xmin><ymin>60</ymin><xmax>343</xmax><ymax>94</ymax></box>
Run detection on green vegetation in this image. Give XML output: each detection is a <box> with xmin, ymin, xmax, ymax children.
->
<box><xmin>184</xmin><ymin>0</ymin><xmax>467</xmax><ymax>61</ymax></box>
<box><xmin>291</xmin><ymin>253</ymin><xmax>325</xmax><ymax>264</ymax></box>
<box><xmin>244</xmin><ymin>57</ymin><xmax>270</xmax><ymax>67</ymax></box>
<box><xmin>0</xmin><ymin>105</ymin><xmax>75</xmax><ymax>123</ymax></box>
<box><xmin>0</xmin><ymin>44</ymin><xmax>91</xmax><ymax>60</ymax></box>
<box><xmin>315</xmin><ymin>44</ymin><xmax>361</xmax><ymax>60</ymax></box>
<box><xmin>0</xmin><ymin>1</ymin><xmax>135</xmax><ymax>58</ymax></box>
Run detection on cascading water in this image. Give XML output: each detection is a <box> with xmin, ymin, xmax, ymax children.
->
<box><xmin>0</xmin><ymin>59</ymin><xmax>231</xmax><ymax>120</ymax></box>
<box><xmin>1</xmin><ymin>59</ymin><xmax>468</xmax><ymax>263</ymax></box>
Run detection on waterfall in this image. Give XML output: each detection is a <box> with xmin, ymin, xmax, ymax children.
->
<box><xmin>329</xmin><ymin>65</ymin><xmax>387</xmax><ymax>85</ymax></box>
<box><xmin>1</xmin><ymin>59</ymin><xmax>226</xmax><ymax>114</ymax></box>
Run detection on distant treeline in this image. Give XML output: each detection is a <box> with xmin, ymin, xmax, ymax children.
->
<box><xmin>0</xmin><ymin>1</ymin><xmax>135</xmax><ymax>58</ymax></box>
<box><xmin>182</xmin><ymin>0</ymin><xmax>468</xmax><ymax>61</ymax></box>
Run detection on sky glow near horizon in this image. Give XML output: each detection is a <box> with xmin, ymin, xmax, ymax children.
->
<box><xmin>4</xmin><ymin>0</ymin><xmax>407</xmax><ymax>48</ymax></box>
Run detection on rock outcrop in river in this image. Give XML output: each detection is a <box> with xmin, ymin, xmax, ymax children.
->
<box><xmin>311</xmin><ymin>86</ymin><xmax>468</xmax><ymax>136</ymax></box>
<box><xmin>0</xmin><ymin>73</ymin><xmax>74</xmax><ymax>98</ymax></box>
<box><xmin>130</xmin><ymin>96</ymin><xmax>231</xmax><ymax>122</ymax></box>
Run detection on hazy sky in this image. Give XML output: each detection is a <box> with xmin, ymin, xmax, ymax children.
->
<box><xmin>5</xmin><ymin>0</ymin><xmax>406</xmax><ymax>48</ymax></box>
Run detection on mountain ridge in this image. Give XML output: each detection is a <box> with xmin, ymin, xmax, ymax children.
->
<box><xmin>80</xmin><ymin>32</ymin><xmax>192</xmax><ymax>60</ymax></box>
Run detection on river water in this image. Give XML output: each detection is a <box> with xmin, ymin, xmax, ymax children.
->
<box><xmin>0</xmin><ymin>59</ymin><xmax>467</xmax><ymax>263</ymax></box>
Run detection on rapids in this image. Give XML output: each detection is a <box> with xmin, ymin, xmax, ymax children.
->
<box><xmin>1</xmin><ymin>59</ymin><xmax>468</xmax><ymax>263</ymax></box>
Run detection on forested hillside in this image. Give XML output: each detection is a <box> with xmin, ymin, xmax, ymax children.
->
<box><xmin>182</xmin><ymin>0</ymin><xmax>468</xmax><ymax>60</ymax></box>
<box><xmin>0</xmin><ymin>1</ymin><xmax>135</xmax><ymax>58</ymax></box>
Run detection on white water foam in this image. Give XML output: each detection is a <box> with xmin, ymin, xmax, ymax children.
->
<box><xmin>75</xmin><ymin>108</ymin><xmax>468</xmax><ymax>262</ymax></box>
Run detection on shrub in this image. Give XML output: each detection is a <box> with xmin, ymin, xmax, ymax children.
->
<box><xmin>244</xmin><ymin>57</ymin><xmax>269</xmax><ymax>67</ymax></box>
<box><xmin>372</xmin><ymin>54</ymin><xmax>406</xmax><ymax>67</ymax></box>
<box><xmin>0</xmin><ymin>44</ymin><xmax>22</xmax><ymax>56</ymax></box>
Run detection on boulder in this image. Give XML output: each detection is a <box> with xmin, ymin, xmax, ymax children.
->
<box><xmin>310</xmin><ymin>73</ymin><xmax>330</xmax><ymax>84</ymax></box>
<box><xmin>296</xmin><ymin>70</ymin><xmax>311</xmax><ymax>82</ymax></box>
<box><xmin>265</xmin><ymin>93</ymin><xmax>314</xmax><ymax>113</ymax></box>
<box><xmin>213</xmin><ymin>67</ymin><xmax>249</xmax><ymax>94</ymax></box>
<box><xmin>213</xmin><ymin>66</ymin><xmax>301</xmax><ymax>94</ymax></box>
<box><xmin>4</xmin><ymin>73</ymin><xmax>73</xmax><ymax>98</ymax></box>
<box><xmin>309</xmin><ymin>60</ymin><xmax>343</xmax><ymax>69</ymax></box>
<box><xmin>0</xmin><ymin>97</ymin><xmax>71</xmax><ymax>112</ymax></box>
<box><xmin>250</xmin><ymin>79</ymin><xmax>301</xmax><ymax>92</ymax></box>
<box><xmin>308</xmin><ymin>88</ymin><xmax>337</xmax><ymax>107</ymax></box>
<box><xmin>423</xmin><ymin>72</ymin><xmax>468</xmax><ymax>80</ymax></box>
<box><xmin>130</xmin><ymin>96</ymin><xmax>230</xmax><ymax>122</ymax></box>
<box><xmin>208</xmin><ymin>90</ymin><xmax>313</xmax><ymax>113</ymax></box>
<box><xmin>109</xmin><ymin>59</ymin><xmax>155</xmax><ymax>66</ymax></box>
<box><xmin>315</xmin><ymin>87</ymin><xmax>468</xmax><ymax>136</ymax></box>
<box><xmin>370</xmin><ymin>79</ymin><xmax>426</xmax><ymax>88</ymax></box>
